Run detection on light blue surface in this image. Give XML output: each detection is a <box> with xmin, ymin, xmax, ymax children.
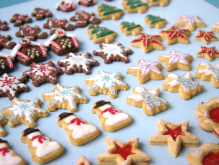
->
<box><xmin>0</xmin><ymin>0</ymin><xmax>219</xmax><ymax>165</ymax></box>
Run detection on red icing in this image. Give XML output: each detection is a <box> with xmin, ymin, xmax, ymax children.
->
<box><xmin>1</xmin><ymin>76</ymin><xmax>18</xmax><ymax>88</ymax></box>
<box><xmin>196</xmin><ymin>30</ymin><xmax>218</xmax><ymax>42</ymax></box>
<box><xmin>69</xmin><ymin>118</ymin><xmax>85</xmax><ymax>125</ymax></box>
<box><xmin>198</xmin><ymin>46</ymin><xmax>219</xmax><ymax>58</ymax></box>
<box><xmin>160</xmin><ymin>26</ymin><xmax>190</xmax><ymax>40</ymax></box>
<box><xmin>164</xmin><ymin>125</ymin><xmax>184</xmax><ymax>141</ymax></box>
<box><xmin>26</xmin><ymin>27</ymin><xmax>35</xmax><ymax>34</ymax></box>
<box><xmin>31</xmin><ymin>135</ymin><xmax>46</xmax><ymax>143</ymax></box>
<box><xmin>113</xmin><ymin>145</ymin><xmax>135</xmax><ymax>160</ymax></box>
<box><xmin>101</xmin><ymin>107</ymin><xmax>119</xmax><ymax>115</ymax></box>
<box><xmin>18</xmin><ymin>15</ymin><xmax>23</xmax><ymax>19</ymax></box>
<box><xmin>0</xmin><ymin>38</ymin><xmax>3</xmax><ymax>42</ymax></box>
<box><xmin>38</xmin><ymin>10</ymin><xmax>44</xmax><ymax>14</ymax></box>
<box><xmin>131</xmin><ymin>33</ymin><xmax>162</xmax><ymax>48</ymax></box>
<box><xmin>203</xmin><ymin>152</ymin><xmax>219</xmax><ymax>165</ymax></box>
<box><xmin>0</xmin><ymin>147</ymin><xmax>9</xmax><ymax>156</ymax></box>
<box><xmin>210</xmin><ymin>108</ymin><xmax>219</xmax><ymax>123</ymax></box>
<box><xmin>19</xmin><ymin>38</ymin><xmax>31</xmax><ymax>47</ymax></box>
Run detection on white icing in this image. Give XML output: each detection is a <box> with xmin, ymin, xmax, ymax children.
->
<box><xmin>198</xmin><ymin>63</ymin><xmax>219</xmax><ymax>82</ymax></box>
<box><xmin>168</xmin><ymin>73</ymin><xmax>178</xmax><ymax>79</ymax></box>
<box><xmin>0</xmin><ymin>53</ymin><xmax>14</xmax><ymax>60</ymax></box>
<box><xmin>102</xmin><ymin>111</ymin><xmax>129</xmax><ymax>125</ymax></box>
<box><xmin>183</xmin><ymin>73</ymin><xmax>192</xmax><ymax>79</ymax></box>
<box><xmin>55</xmin><ymin>0</ymin><xmax>73</xmax><ymax>9</ymax></box>
<box><xmin>177</xmin><ymin>14</ymin><xmax>203</xmax><ymax>26</ymax></box>
<box><xmin>100</xmin><ymin>104</ymin><xmax>111</xmax><ymax>110</ymax></box>
<box><xmin>213</xmin><ymin>22</ymin><xmax>219</xmax><ymax>29</ymax></box>
<box><xmin>134</xmin><ymin>87</ymin><xmax>146</xmax><ymax>93</ymax></box>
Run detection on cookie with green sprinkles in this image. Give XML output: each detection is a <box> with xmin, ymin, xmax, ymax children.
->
<box><xmin>144</xmin><ymin>15</ymin><xmax>167</xmax><ymax>29</ymax></box>
<box><xmin>87</xmin><ymin>25</ymin><xmax>117</xmax><ymax>44</ymax></box>
<box><xmin>120</xmin><ymin>21</ymin><xmax>143</xmax><ymax>35</ymax></box>
<box><xmin>122</xmin><ymin>0</ymin><xmax>149</xmax><ymax>13</ymax></box>
<box><xmin>146</xmin><ymin>0</ymin><xmax>170</xmax><ymax>6</ymax></box>
<box><xmin>97</xmin><ymin>4</ymin><xmax>124</xmax><ymax>20</ymax></box>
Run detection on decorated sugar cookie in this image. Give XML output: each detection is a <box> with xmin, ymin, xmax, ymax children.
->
<box><xmin>195</xmin><ymin>30</ymin><xmax>218</xmax><ymax>44</ymax></box>
<box><xmin>10</xmin><ymin>14</ymin><xmax>32</xmax><ymax>26</ymax></box>
<box><xmin>158</xmin><ymin>49</ymin><xmax>193</xmax><ymax>71</ymax></box>
<box><xmin>21</xmin><ymin>128</ymin><xmax>64</xmax><ymax>164</ymax></box>
<box><xmin>0</xmin><ymin>20</ymin><xmax>8</xmax><ymax>31</ymax></box>
<box><xmin>196</xmin><ymin>46</ymin><xmax>219</xmax><ymax>61</ymax></box>
<box><xmin>56</xmin><ymin>0</ymin><xmax>75</xmax><ymax>12</ymax></box>
<box><xmin>211</xmin><ymin>22</ymin><xmax>219</xmax><ymax>33</ymax></box>
<box><xmin>144</xmin><ymin>15</ymin><xmax>167</xmax><ymax>29</ymax></box>
<box><xmin>57</xmin><ymin>52</ymin><xmax>98</xmax><ymax>75</ymax></box>
<box><xmin>57</xmin><ymin>112</ymin><xmax>99</xmax><ymax>146</ymax></box>
<box><xmin>0</xmin><ymin>53</ymin><xmax>15</xmax><ymax>74</ymax></box>
<box><xmin>1</xmin><ymin>98</ymin><xmax>48</xmax><ymax>127</ymax></box>
<box><xmin>0</xmin><ymin>139</ymin><xmax>26</xmax><ymax>165</ymax></box>
<box><xmin>84</xmin><ymin>70</ymin><xmax>129</xmax><ymax>99</ymax></box>
<box><xmin>31</xmin><ymin>8</ymin><xmax>52</xmax><ymax>20</ymax></box>
<box><xmin>149</xmin><ymin>119</ymin><xmax>200</xmax><ymax>158</ymax></box>
<box><xmin>78</xmin><ymin>0</ymin><xmax>96</xmax><ymax>6</ymax></box>
<box><xmin>126</xmin><ymin>87</ymin><xmax>169</xmax><ymax>116</ymax></box>
<box><xmin>97</xmin><ymin>4</ymin><xmax>124</xmax><ymax>20</ymax></box>
<box><xmin>0</xmin><ymin>115</ymin><xmax>8</xmax><ymax>136</ymax></box>
<box><xmin>97</xmin><ymin>137</ymin><xmax>151</xmax><ymax>165</ymax></box>
<box><xmin>122</xmin><ymin>0</ymin><xmax>149</xmax><ymax>13</ymax></box>
<box><xmin>91</xmin><ymin>100</ymin><xmax>132</xmax><ymax>132</ymax></box>
<box><xmin>127</xmin><ymin>59</ymin><xmax>164</xmax><ymax>84</ymax></box>
<box><xmin>41</xmin><ymin>84</ymin><xmax>88</xmax><ymax>112</ymax></box>
<box><xmin>0</xmin><ymin>34</ymin><xmax>16</xmax><ymax>50</ymax></box>
<box><xmin>77</xmin><ymin>156</ymin><xmax>90</xmax><ymax>165</ymax></box>
<box><xmin>119</xmin><ymin>21</ymin><xmax>143</xmax><ymax>35</ymax></box>
<box><xmin>146</xmin><ymin>0</ymin><xmax>170</xmax><ymax>6</ymax></box>
<box><xmin>159</xmin><ymin>25</ymin><xmax>191</xmax><ymax>45</ymax></box>
<box><xmin>130</xmin><ymin>33</ymin><xmax>164</xmax><ymax>53</ymax></box>
<box><xmin>93</xmin><ymin>43</ymin><xmax>133</xmax><ymax>64</ymax></box>
<box><xmin>162</xmin><ymin>73</ymin><xmax>204</xmax><ymax>100</ymax></box>
<box><xmin>195</xmin><ymin>97</ymin><xmax>219</xmax><ymax>137</ymax></box>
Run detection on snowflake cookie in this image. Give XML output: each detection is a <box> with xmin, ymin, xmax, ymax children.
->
<box><xmin>149</xmin><ymin>119</ymin><xmax>200</xmax><ymax>158</ymax></box>
<box><xmin>144</xmin><ymin>15</ymin><xmax>167</xmax><ymax>29</ymax></box>
<box><xmin>119</xmin><ymin>21</ymin><xmax>143</xmax><ymax>35</ymax></box>
<box><xmin>122</xmin><ymin>0</ymin><xmax>149</xmax><ymax>14</ymax></box>
<box><xmin>91</xmin><ymin>100</ymin><xmax>132</xmax><ymax>132</ymax></box>
<box><xmin>158</xmin><ymin>49</ymin><xmax>193</xmax><ymax>71</ymax></box>
<box><xmin>126</xmin><ymin>87</ymin><xmax>169</xmax><ymax>116</ymax></box>
<box><xmin>0</xmin><ymin>139</ymin><xmax>26</xmax><ymax>165</ymax></box>
<box><xmin>77</xmin><ymin>156</ymin><xmax>90</xmax><ymax>165</ymax></box>
<box><xmin>93</xmin><ymin>42</ymin><xmax>133</xmax><ymax>64</ymax></box>
<box><xmin>195</xmin><ymin>97</ymin><xmax>219</xmax><ymax>137</ymax></box>
<box><xmin>187</xmin><ymin>142</ymin><xmax>219</xmax><ymax>165</ymax></box>
<box><xmin>57</xmin><ymin>52</ymin><xmax>98</xmax><ymax>75</ymax></box>
<box><xmin>0</xmin><ymin>20</ymin><xmax>9</xmax><ymax>31</ymax></box>
<box><xmin>159</xmin><ymin>25</ymin><xmax>191</xmax><ymax>45</ymax></box>
<box><xmin>21</xmin><ymin>128</ymin><xmax>64</xmax><ymax>164</ymax></box>
<box><xmin>130</xmin><ymin>32</ymin><xmax>164</xmax><ymax>53</ymax></box>
<box><xmin>97</xmin><ymin>4</ymin><xmax>124</xmax><ymax>20</ymax></box>
<box><xmin>127</xmin><ymin>59</ymin><xmax>164</xmax><ymax>84</ymax></box>
<box><xmin>196</xmin><ymin>46</ymin><xmax>219</xmax><ymax>61</ymax></box>
<box><xmin>41</xmin><ymin>84</ymin><xmax>88</xmax><ymax>112</ymax></box>
<box><xmin>211</xmin><ymin>22</ymin><xmax>219</xmax><ymax>33</ymax></box>
<box><xmin>97</xmin><ymin>137</ymin><xmax>151</xmax><ymax>165</ymax></box>
<box><xmin>0</xmin><ymin>73</ymin><xmax>29</xmax><ymax>100</ymax></box>
<box><xmin>56</xmin><ymin>0</ymin><xmax>75</xmax><ymax>12</ymax></box>
<box><xmin>23</xmin><ymin>61</ymin><xmax>63</xmax><ymax>87</ymax></box>
<box><xmin>1</xmin><ymin>98</ymin><xmax>48</xmax><ymax>127</ymax></box>
<box><xmin>195</xmin><ymin>63</ymin><xmax>219</xmax><ymax>88</ymax></box>
<box><xmin>162</xmin><ymin>73</ymin><xmax>204</xmax><ymax>100</ymax></box>
<box><xmin>146</xmin><ymin>0</ymin><xmax>170</xmax><ymax>6</ymax></box>
<box><xmin>57</xmin><ymin>112</ymin><xmax>99</xmax><ymax>146</ymax></box>
<box><xmin>195</xmin><ymin>30</ymin><xmax>218</xmax><ymax>44</ymax></box>
<box><xmin>0</xmin><ymin>115</ymin><xmax>8</xmax><ymax>136</ymax></box>
<box><xmin>84</xmin><ymin>70</ymin><xmax>129</xmax><ymax>99</ymax></box>
<box><xmin>175</xmin><ymin>14</ymin><xmax>206</xmax><ymax>31</ymax></box>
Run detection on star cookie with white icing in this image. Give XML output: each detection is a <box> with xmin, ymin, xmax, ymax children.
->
<box><xmin>211</xmin><ymin>22</ymin><xmax>219</xmax><ymax>33</ymax></box>
<box><xmin>195</xmin><ymin>30</ymin><xmax>218</xmax><ymax>44</ymax></box>
<box><xmin>149</xmin><ymin>119</ymin><xmax>200</xmax><ymax>158</ymax></box>
<box><xmin>0</xmin><ymin>115</ymin><xmax>8</xmax><ymax>136</ymax></box>
<box><xmin>126</xmin><ymin>87</ymin><xmax>169</xmax><ymax>116</ymax></box>
<box><xmin>77</xmin><ymin>156</ymin><xmax>90</xmax><ymax>165</ymax></box>
<box><xmin>196</xmin><ymin>46</ymin><xmax>219</xmax><ymax>61</ymax></box>
<box><xmin>162</xmin><ymin>73</ymin><xmax>204</xmax><ymax>100</ymax></box>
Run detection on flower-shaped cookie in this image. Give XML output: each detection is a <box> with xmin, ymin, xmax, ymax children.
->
<box><xmin>195</xmin><ymin>97</ymin><xmax>219</xmax><ymax>137</ymax></box>
<box><xmin>195</xmin><ymin>30</ymin><xmax>218</xmax><ymax>44</ymax></box>
<box><xmin>77</xmin><ymin>156</ymin><xmax>90</xmax><ymax>165</ymax></box>
<box><xmin>0</xmin><ymin>115</ymin><xmax>8</xmax><ymax>136</ymax></box>
<box><xmin>211</xmin><ymin>22</ymin><xmax>219</xmax><ymax>33</ymax></box>
<box><xmin>196</xmin><ymin>46</ymin><xmax>219</xmax><ymax>61</ymax></box>
<box><xmin>97</xmin><ymin>137</ymin><xmax>151</xmax><ymax>164</ymax></box>
<box><xmin>149</xmin><ymin>119</ymin><xmax>200</xmax><ymax>158</ymax></box>
<box><xmin>195</xmin><ymin>63</ymin><xmax>219</xmax><ymax>88</ymax></box>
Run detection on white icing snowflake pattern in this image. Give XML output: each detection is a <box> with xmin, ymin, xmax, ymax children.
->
<box><xmin>177</xmin><ymin>14</ymin><xmax>203</xmax><ymax>26</ymax></box>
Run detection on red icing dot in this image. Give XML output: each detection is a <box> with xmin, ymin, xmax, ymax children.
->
<box><xmin>203</xmin><ymin>152</ymin><xmax>219</xmax><ymax>165</ymax></box>
<box><xmin>164</xmin><ymin>126</ymin><xmax>184</xmax><ymax>141</ymax></box>
<box><xmin>210</xmin><ymin>108</ymin><xmax>219</xmax><ymax>123</ymax></box>
<box><xmin>113</xmin><ymin>145</ymin><xmax>135</xmax><ymax>160</ymax></box>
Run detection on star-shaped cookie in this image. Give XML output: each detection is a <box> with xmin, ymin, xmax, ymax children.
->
<box><xmin>196</xmin><ymin>46</ymin><xmax>219</xmax><ymax>61</ymax></box>
<box><xmin>130</xmin><ymin>32</ymin><xmax>164</xmax><ymax>53</ymax></box>
<box><xmin>162</xmin><ymin>73</ymin><xmax>204</xmax><ymax>100</ymax></box>
<box><xmin>175</xmin><ymin>14</ymin><xmax>206</xmax><ymax>31</ymax></box>
<box><xmin>127</xmin><ymin>59</ymin><xmax>164</xmax><ymax>84</ymax></box>
<box><xmin>160</xmin><ymin>25</ymin><xmax>191</xmax><ymax>45</ymax></box>
<box><xmin>158</xmin><ymin>49</ymin><xmax>193</xmax><ymax>71</ymax></box>
<box><xmin>97</xmin><ymin>137</ymin><xmax>151</xmax><ymax>165</ymax></box>
<box><xmin>149</xmin><ymin>119</ymin><xmax>200</xmax><ymax>158</ymax></box>
<box><xmin>211</xmin><ymin>22</ymin><xmax>219</xmax><ymax>33</ymax></box>
<box><xmin>0</xmin><ymin>115</ymin><xmax>8</xmax><ymax>136</ymax></box>
<box><xmin>77</xmin><ymin>156</ymin><xmax>90</xmax><ymax>165</ymax></box>
<box><xmin>146</xmin><ymin>0</ymin><xmax>170</xmax><ymax>6</ymax></box>
<box><xmin>194</xmin><ymin>30</ymin><xmax>218</xmax><ymax>44</ymax></box>
<box><xmin>195</xmin><ymin>97</ymin><xmax>219</xmax><ymax>137</ymax></box>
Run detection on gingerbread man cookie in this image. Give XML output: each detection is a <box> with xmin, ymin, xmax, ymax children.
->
<box><xmin>119</xmin><ymin>21</ymin><xmax>143</xmax><ymax>35</ymax></box>
<box><xmin>1</xmin><ymin>97</ymin><xmax>48</xmax><ymax>127</ymax></box>
<box><xmin>0</xmin><ymin>52</ymin><xmax>15</xmax><ymax>74</ymax></box>
<box><xmin>31</xmin><ymin>8</ymin><xmax>52</xmax><ymax>20</ymax></box>
<box><xmin>91</xmin><ymin>100</ymin><xmax>132</xmax><ymax>132</ymax></box>
<box><xmin>144</xmin><ymin>15</ymin><xmax>167</xmax><ymax>28</ymax></box>
<box><xmin>84</xmin><ymin>70</ymin><xmax>129</xmax><ymax>99</ymax></box>
<box><xmin>78</xmin><ymin>0</ymin><xmax>96</xmax><ymax>7</ymax></box>
<box><xmin>77</xmin><ymin>156</ymin><xmax>90</xmax><ymax>165</ymax></box>
<box><xmin>196</xmin><ymin>46</ymin><xmax>219</xmax><ymax>61</ymax></box>
<box><xmin>146</xmin><ymin>0</ymin><xmax>170</xmax><ymax>6</ymax></box>
<box><xmin>97</xmin><ymin>4</ymin><xmax>124</xmax><ymax>20</ymax></box>
<box><xmin>194</xmin><ymin>30</ymin><xmax>218</xmax><ymax>44</ymax></box>
<box><xmin>10</xmin><ymin>14</ymin><xmax>32</xmax><ymax>26</ymax></box>
<box><xmin>0</xmin><ymin>34</ymin><xmax>16</xmax><ymax>50</ymax></box>
<box><xmin>122</xmin><ymin>0</ymin><xmax>149</xmax><ymax>13</ymax></box>
<box><xmin>21</xmin><ymin>128</ymin><xmax>64</xmax><ymax>164</ymax></box>
<box><xmin>56</xmin><ymin>0</ymin><xmax>75</xmax><ymax>12</ymax></box>
<box><xmin>0</xmin><ymin>20</ymin><xmax>9</xmax><ymax>31</ymax></box>
<box><xmin>57</xmin><ymin>112</ymin><xmax>99</xmax><ymax>146</ymax></box>
<box><xmin>41</xmin><ymin>84</ymin><xmax>88</xmax><ymax>112</ymax></box>
<box><xmin>162</xmin><ymin>73</ymin><xmax>204</xmax><ymax>100</ymax></box>
<box><xmin>149</xmin><ymin>119</ymin><xmax>200</xmax><ymax>158</ymax></box>
<box><xmin>93</xmin><ymin>42</ymin><xmax>133</xmax><ymax>64</ymax></box>
<box><xmin>127</xmin><ymin>59</ymin><xmax>164</xmax><ymax>84</ymax></box>
<box><xmin>211</xmin><ymin>22</ymin><xmax>219</xmax><ymax>33</ymax></box>
<box><xmin>57</xmin><ymin>52</ymin><xmax>98</xmax><ymax>75</ymax></box>
<box><xmin>43</xmin><ymin>18</ymin><xmax>74</xmax><ymax>35</ymax></box>
<box><xmin>130</xmin><ymin>32</ymin><xmax>164</xmax><ymax>53</ymax></box>
<box><xmin>70</xmin><ymin>10</ymin><xmax>101</xmax><ymax>28</ymax></box>
<box><xmin>195</xmin><ymin>97</ymin><xmax>219</xmax><ymax>137</ymax></box>
<box><xmin>0</xmin><ymin>115</ymin><xmax>8</xmax><ymax>136</ymax></box>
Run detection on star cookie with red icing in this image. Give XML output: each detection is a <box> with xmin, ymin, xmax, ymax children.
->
<box><xmin>97</xmin><ymin>137</ymin><xmax>151</xmax><ymax>165</ymax></box>
<box><xmin>159</xmin><ymin>25</ymin><xmax>191</xmax><ymax>45</ymax></box>
<box><xmin>196</xmin><ymin>46</ymin><xmax>219</xmax><ymax>61</ymax></box>
<box><xmin>195</xmin><ymin>97</ymin><xmax>219</xmax><ymax>137</ymax></box>
<box><xmin>77</xmin><ymin>156</ymin><xmax>90</xmax><ymax>165</ymax></box>
<box><xmin>149</xmin><ymin>119</ymin><xmax>200</xmax><ymax>158</ymax></box>
<box><xmin>187</xmin><ymin>142</ymin><xmax>219</xmax><ymax>165</ymax></box>
<box><xmin>194</xmin><ymin>30</ymin><xmax>218</xmax><ymax>44</ymax></box>
<box><xmin>130</xmin><ymin>32</ymin><xmax>164</xmax><ymax>53</ymax></box>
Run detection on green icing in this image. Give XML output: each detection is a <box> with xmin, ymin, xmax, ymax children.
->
<box><xmin>88</xmin><ymin>25</ymin><xmax>114</xmax><ymax>39</ymax></box>
<box><xmin>121</xmin><ymin>21</ymin><xmax>141</xmax><ymax>31</ymax></box>
<box><xmin>125</xmin><ymin>0</ymin><xmax>148</xmax><ymax>9</ymax></box>
<box><xmin>146</xmin><ymin>15</ymin><xmax>165</xmax><ymax>24</ymax></box>
<box><xmin>98</xmin><ymin>4</ymin><xmax>123</xmax><ymax>16</ymax></box>
<box><xmin>152</xmin><ymin>0</ymin><xmax>160</xmax><ymax>2</ymax></box>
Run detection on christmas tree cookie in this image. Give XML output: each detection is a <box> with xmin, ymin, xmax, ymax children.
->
<box><xmin>144</xmin><ymin>15</ymin><xmax>167</xmax><ymax>28</ymax></box>
<box><xmin>119</xmin><ymin>21</ymin><xmax>143</xmax><ymax>35</ymax></box>
<box><xmin>122</xmin><ymin>0</ymin><xmax>149</xmax><ymax>13</ymax></box>
<box><xmin>97</xmin><ymin>4</ymin><xmax>124</xmax><ymax>20</ymax></box>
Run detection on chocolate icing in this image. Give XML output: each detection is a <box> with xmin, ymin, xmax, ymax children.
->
<box><xmin>0</xmin><ymin>139</ymin><xmax>8</xmax><ymax>143</ymax></box>
<box><xmin>93</xmin><ymin>100</ymin><xmax>111</xmax><ymax>109</ymax></box>
<box><xmin>58</xmin><ymin>112</ymin><xmax>74</xmax><ymax>121</ymax></box>
<box><xmin>23</xmin><ymin>128</ymin><xmax>40</xmax><ymax>137</ymax></box>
